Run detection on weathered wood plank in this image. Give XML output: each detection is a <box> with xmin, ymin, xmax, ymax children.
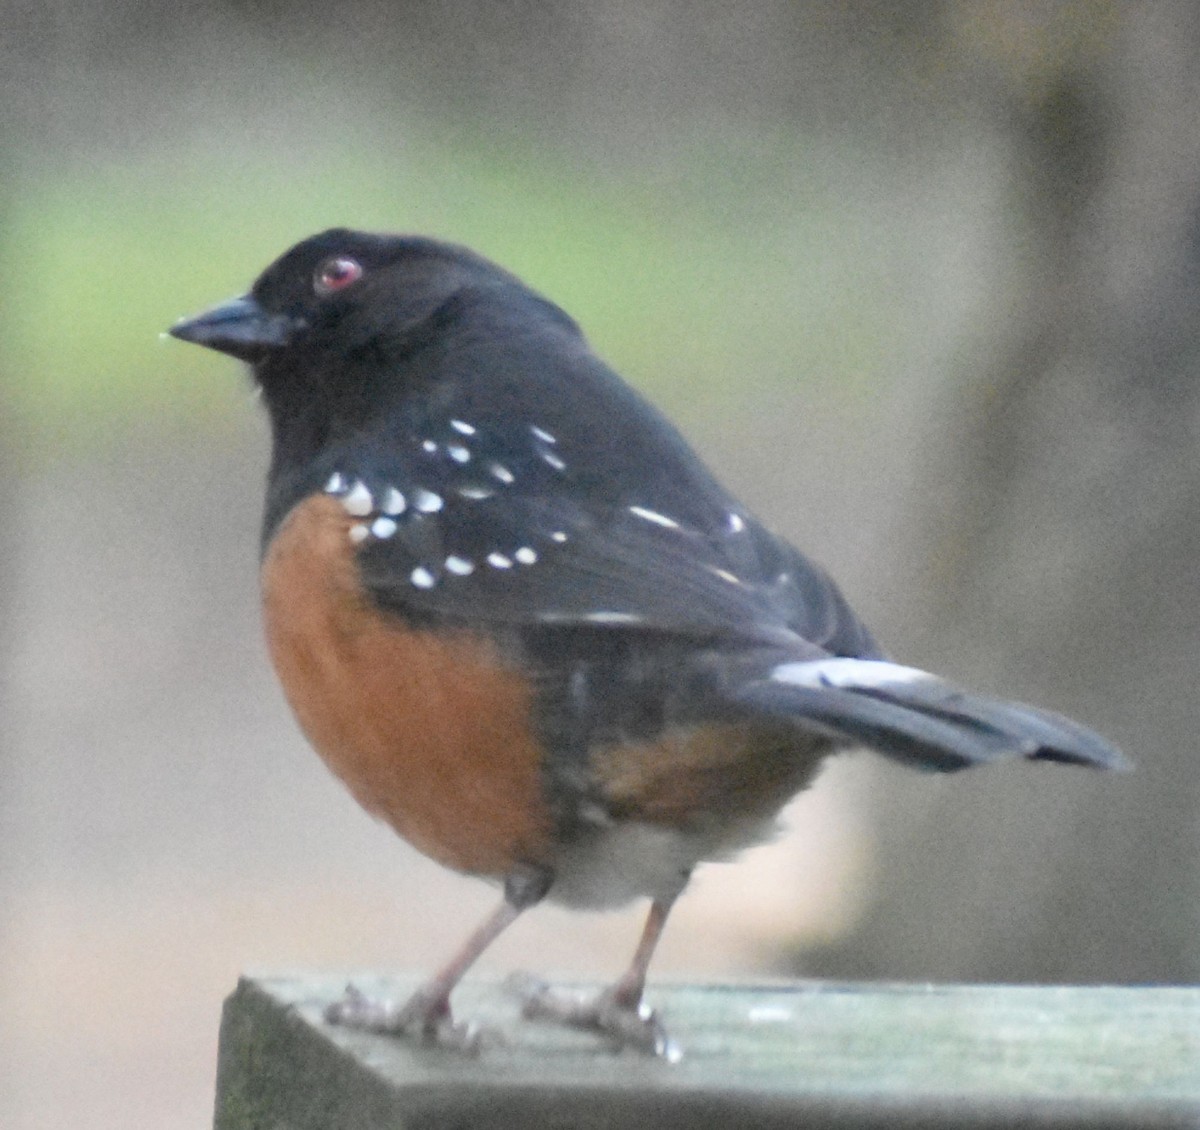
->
<box><xmin>214</xmin><ymin>974</ymin><xmax>1200</xmax><ymax>1129</ymax></box>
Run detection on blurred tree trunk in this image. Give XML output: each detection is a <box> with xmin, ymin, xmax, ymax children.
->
<box><xmin>807</xmin><ymin>3</ymin><xmax>1200</xmax><ymax>983</ymax></box>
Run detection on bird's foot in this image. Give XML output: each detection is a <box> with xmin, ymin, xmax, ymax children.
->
<box><xmin>505</xmin><ymin>972</ymin><xmax>680</xmax><ymax>1060</ymax></box>
<box><xmin>324</xmin><ymin>982</ymin><xmax>492</xmax><ymax>1053</ymax></box>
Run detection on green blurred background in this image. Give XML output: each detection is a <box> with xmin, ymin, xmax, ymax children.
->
<box><xmin>5</xmin><ymin>3</ymin><xmax>1199</xmax><ymax>1127</ymax></box>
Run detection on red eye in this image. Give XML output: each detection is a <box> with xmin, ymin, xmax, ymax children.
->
<box><xmin>314</xmin><ymin>256</ymin><xmax>363</xmax><ymax>295</ymax></box>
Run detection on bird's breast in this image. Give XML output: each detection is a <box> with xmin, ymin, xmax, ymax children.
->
<box><xmin>259</xmin><ymin>492</ymin><xmax>555</xmax><ymax>876</ymax></box>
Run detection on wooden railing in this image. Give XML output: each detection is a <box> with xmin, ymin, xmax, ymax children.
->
<box><xmin>213</xmin><ymin>974</ymin><xmax>1200</xmax><ymax>1128</ymax></box>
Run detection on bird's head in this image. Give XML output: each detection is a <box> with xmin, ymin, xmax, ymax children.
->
<box><xmin>170</xmin><ymin>228</ymin><xmax>577</xmax><ymax>426</ymax></box>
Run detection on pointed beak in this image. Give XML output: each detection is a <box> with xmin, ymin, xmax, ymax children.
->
<box><xmin>168</xmin><ymin>295</ymin><xmax>301</xmax><ymax>362</ymax></box>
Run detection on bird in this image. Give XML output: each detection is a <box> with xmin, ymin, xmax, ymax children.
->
<box><xmin>169</xmin><ymin>228</ymin><xmax>1126</xmax><ymax>1056</ymax></box>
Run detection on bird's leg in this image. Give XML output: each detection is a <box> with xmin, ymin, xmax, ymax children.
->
<box><xmin>326</xmin><ymin>864</ymin><xmax>551</xmax><ymax>1051</ymax></box>
<box><xmin>510</xmin><ymin>891</ymin><xmax>681</xmax><ymax>1058</ymax></box>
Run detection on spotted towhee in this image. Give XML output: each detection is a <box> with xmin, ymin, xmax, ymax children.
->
<box><xmin>170</xmin><ymin>229</ymin><xmax>1125</xmax><ymax>1055</ymax></box>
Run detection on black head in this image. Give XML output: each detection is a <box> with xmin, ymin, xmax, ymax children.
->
<box><xmin>171</xmin><ymin>228</ymin><xmax>596</xmax><ymax>534</ymax></box>
<box><xmin>169</xmin><ymin>229</ymin><xmax>578</xmax><ymax>418</ymax></box>
<box><xmin>171</xmin><ymin>229</ymin><xmax>528</xmax><ymax>361</ymax></box>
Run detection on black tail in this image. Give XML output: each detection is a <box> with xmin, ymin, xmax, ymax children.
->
<box><xmin>731</xmin><ymin>657</ymin><xmax>1128</xmax><ymax>773</ymax></box>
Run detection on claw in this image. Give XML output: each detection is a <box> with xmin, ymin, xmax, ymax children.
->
<box><xmin>324</xmin><ymin>982</ymin><xmax>491</xmax><ymax>1054</ymax></box>
<box><xmin>506</xmin><ymin>972</ymin><xmax>681</xmax><ymax>1060</ymax></box>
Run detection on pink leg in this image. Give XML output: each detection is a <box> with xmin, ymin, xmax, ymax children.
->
<box><xmin>327</xmin><ymin>866</ymin><xmax>548</xmax><ymax>1050</ymax></box>
<box><xmin>512</xmin><ymin>893</ymin><xmax>681</xmax><ymax>1057</ymax></box>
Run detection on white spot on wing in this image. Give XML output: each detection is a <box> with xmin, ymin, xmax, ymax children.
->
<box><xmin>487</xmin><ymin>552</ymin><xmax>513</xmax><ymax>569</ymax></box>
<box><xmin>410</xmin><ymin>566</ymin><xmax>436</xmax><ymax>589</ymax></box>
<box><xmin>541</xmin><ymin>450</ymin><xmax>567</xmax><ymax>471</ymax></box>
<box><xmin>421</xmin><ymin>439</ymin><xmax>438</xmax><ymax>454</ymax></box>
<box><xmin>450</xmin><ymin>419</ymin><xmax>476</xmax><ymax>435</ymax></box>
<box><xmin>530</xmin><ymin>425</ymin><xmax>557</xmax><ymax>444</ymax></box>
<box><xmin>412</xmin><ymin>488</ymin><xmax>444</xmax><ymax>513</ymax></box>
<box><xmin>708</xmin><ymin>566</ymin><xmax>742</xmax><ymax>585</ymax></box>
<box><xmin>342</xmin><ymin>480</ymin><xmax>374</xmax><ymax>516</ymax></box>
<box><xmin>348</xmin><ymin>523</ymin><xmax>370</xmax><ymax>544</ymax></box>
<box><xmin>324</xmin><ymin>471</ymin><xmax>346</xmax><ymax>494</ymax></box>
<box><xmin>447</xmin><ymin>443</ymin><xmax>471</xmax><ymax>464</ymax></box>
<box><xmin>458</xmin><ymin>485</ymin><xmax>494</xmax><ymax>501</ymax></box>
<box><xmin>771</xmin><ymin>658</ymin><xmax>935</xmax><ymax>690</ymax></box>
<box><xmin>371</xmin><ymin>516</ymin><xmax>397</xmax><ymax>539</ymax></box>
<box><xmin>583</xmin><ymin>611</ymin><xmax>643</xmax><ymax>624</ymax></box>
<box><xmin>445</xmin><ymin>555</ymin><xmax>474</xmax><ymax>576</ymax></box>
<box><xmin>629</xmin><ymin>505</ymin><xmax>680</xmax><ymax>530</ymax></box>
<box><xmin>514</xmin><ymin>546</ymin><xmax>538</xmax><ymax>565</ymax></box>
<box><xmin>728</xmin><ymin>512</ymin><xmax>746</xmax><ymax>533</ymax></box>
<box><xmin>550</xmin><ymin>531</ymin><xmax>568</xmax><ymax>543</ymax></box>
<box><xmin>489</xmin><ymin>462</ymin><xmax>515</xmax><ymax>484</ymax></box>
<box><xmin>382</xmin><ymin>487</ymin><xmax>406</xmax><ymax>515</ymax></box>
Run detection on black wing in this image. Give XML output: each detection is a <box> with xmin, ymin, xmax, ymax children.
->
<box><xmin>328</xmin><ymin>395</ymin><xmax>881</xmax><ymax>658</ymax></box>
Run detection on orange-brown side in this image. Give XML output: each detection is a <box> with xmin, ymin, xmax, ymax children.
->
<box><xmin>260</xmin><ymin>494</ymin><xmax>554</xmax><ymax>877</ymax></box>
<box><xmin>590</xmin><ymin>721</ymin><xmax>828</xmax><ymax>831</ymax></box>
